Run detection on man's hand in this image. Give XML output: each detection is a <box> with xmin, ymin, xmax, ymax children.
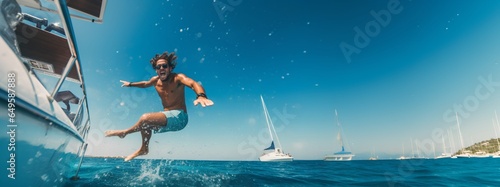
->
<box><xmin>120</xmin><ymin>80</ymin><xmax>130</xmax><ymax>87</ymax></box>
<box><xmin>194</xmin><ymin>97</ymin><xmax>214</xmax><ymax>107</ymax></box>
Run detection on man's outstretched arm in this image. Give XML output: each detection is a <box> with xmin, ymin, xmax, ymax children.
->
<box><xmin>120</xmin><ymin>76</ymin><xmax>158</xmax><ymax>88</ymax></box>
<box><xmin>177</xmin><ymin>74</ymin><xmax>214</xmax><ymax>107</ymax></box>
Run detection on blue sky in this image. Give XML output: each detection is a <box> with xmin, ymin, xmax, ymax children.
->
<box><xmin>60</xmin><ymin>0</ymin><xmax>500</xmax><ymax>160</ymax></box>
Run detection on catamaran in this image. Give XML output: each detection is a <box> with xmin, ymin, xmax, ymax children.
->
<box><xmin>258</xmin><ymin>95</ymin><xmax>293</xmax><ymax>162</ymax></box>
<box><xmin>1</xmin><ymin>0</ymin><xmax>106</xmax><ymax>186</ymax></box>
<box><xmin>324</xmin><ymin>109</ymin><xmax>355</xmax><ymax>161</ymax></box>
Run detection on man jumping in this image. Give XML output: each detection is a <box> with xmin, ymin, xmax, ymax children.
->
<box><xmin>105</xmin><ymin>51</ymin><xmax>214</xmax><ymax>161</ymax></box>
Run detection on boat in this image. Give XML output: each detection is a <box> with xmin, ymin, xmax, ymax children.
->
<box><xmin>470</xmin><ymin>151</ymin><xmax>490</xmax><ymax>158</ymax></box>
<box><xmin>455</xmin><ymin>150</ymin><xmax>473</xmax><ymax>158</ymax></box>
<box><xmin>492</xmin><ymin>113</ymin><xmax>500</xmax><ymax>158</ymax></box>
<box><xmin>258</xmin><ymin>95</ymin><xmax>293</xmax><ymax>162</ymax></box>
<box><xmin>324</xmin><ymin>109</ymin><xmax>355</xmax><ymax>161</ymax></box>
<box><xmin>398</xmin><ymin>156</ymin><xmax>408</xmax><ymax>160</ymax></box>
<box><xmin>0</xmin><ymin>0</ymin><xmax>106</xmax><ymax>186</ymax></box>
<box><xmin>436</xmin><ymin>136</ymin><xmax>451</xmax><ymax>159</ymax></box>
<box><xmin>368</xmin><ymin>147</ymin><xmax>378</xmax><ymax>160</ymax></box>
<box><xmin>453</xmin><ymin>115</ymin><xmax>491</xmax><ymax>159</ymax></box>
<box><xmin>436</xmin><ymin>153</ymin><xmax>452</xmax><ymax>159</ymax></box>
<box><xmin>453</xmin><ymin>112</ymin><xmax>471</xmax><ymax>158</ymax></box>
<box><xmin>408</xmin><ymin>139</ymin><xmax>426</xmax><ymax>159</ymax></box>
<box><xmin>398</xmin><ymin>143</ymin><xmax>408</xmax><ymax>160</ymax></box>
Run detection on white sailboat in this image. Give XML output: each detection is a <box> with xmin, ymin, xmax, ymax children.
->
<box><xmin>1</xmin><ymin>0</ymin><xmax>105</xmax><ymax>186</ymax></box>
<box><xmin>368</xmin><ymin>149</ymin><xmax>378</xmax><ymax>160</ymax></box>
<box><xmin>258</xmin><ymin>95</ymin><xmax>293</xmax><ymax>162</ymax></box>
<box><xmin>436</xmin><ymin>136</ymin><xmax>451</xmax><ymax>159</ymax></box>
<box><xmin>324</xmin><ymin>109</ymin><xmax>355</xmax><ymax>161</ymax></box>
<box><xmin>491</xmin><ymin>110</ymin><xmax>500</xmax><ymax>158</ymax></box>
<box><xmin>398</xmin><ymin>143</ymin><xmax>408</xmax><ymax>160</ymax></box>
<box><xmin>454</xmin><ymin>112</ymin><xmax>473</xmax><ymax>158</ymax></box>
<box><xmin>409</xmin><ymin>139</ymin><xmax>426</xmax><ymax>159</ymax></box>
<box><xmin>452</xmin><ymin>114</ymin><xmax>490</xmax><ymax>158</ymax></box>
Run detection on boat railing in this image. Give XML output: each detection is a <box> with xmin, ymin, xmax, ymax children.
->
<box><xmin>14</xmin><ymin>0</ymin><xmax>106</xmax><ymax>180</ymax></box>
<box><xmin>16</xmin><ymin>0</ymin><xmax>98</xmax><ymax>138</ymax></box>
<box><xmin>49</xmin><ymin>1</ymin><xmax>92</xmax><ymax>180</ymax></box>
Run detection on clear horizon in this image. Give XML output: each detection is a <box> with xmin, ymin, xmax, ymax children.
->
<box><xmin>45</xmin><ymin>0</ymin><xmax>500</xmax><ymax>160</ymax></box>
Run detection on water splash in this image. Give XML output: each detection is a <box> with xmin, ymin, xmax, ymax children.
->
<box><xmin>133</xmin><ymin>159</ymin><xmax>166</xmax><ymax>185</ymax></box>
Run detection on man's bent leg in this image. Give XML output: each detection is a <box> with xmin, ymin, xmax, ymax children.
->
<box><xmin>105</xmin><ymin>112</ymin><xmax>168</xmax><ymax>161</ymax></box>
<box><xmin>105</xmin><ymin>112</ymin><xmax>167</xmax><ymax>138</ymax></box>
<box><xmin>124</xmin><ymin>129</ymin><xmax>152</xmax><ymax>161</ymax></box>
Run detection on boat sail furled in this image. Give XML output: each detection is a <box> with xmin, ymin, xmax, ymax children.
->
<box><xmin>258</xmin><ymin>95</ymin><xmax>293</xmax><ymax>162</ymax></box>
<box><xmin>325</xmin><ymin>109</ymin><xmax>355</xmax><ymax>161</ymax></box>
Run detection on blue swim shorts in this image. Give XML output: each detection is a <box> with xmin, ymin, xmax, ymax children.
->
<box><xmin>153</xmin><ymin>110</ymin><xmax>188</xmax><ymax>134</ymax></box>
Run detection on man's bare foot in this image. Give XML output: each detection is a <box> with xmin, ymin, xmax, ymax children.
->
<box><xmin>124</xmin><ymin>148</ymin><xmax>149</xmax><ymax>162</ymax></box>
<box><xmin>104</xmin><ymin>130</ymin><xmax>127</xmax><ymax>138</ymax></box>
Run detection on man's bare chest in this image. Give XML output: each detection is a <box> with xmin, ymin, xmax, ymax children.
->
<box><xmin>156</xmin><ymin>82</ymin><xmax>182</xmax><ymax>94</ymax></box>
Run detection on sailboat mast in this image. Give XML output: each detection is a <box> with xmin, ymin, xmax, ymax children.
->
<box><xmin>410</xmin><ymin>138</ymin><xmax>414</xmax><ymax>158</ymax></box>
<box><xmin>493</xmin><ymin>118</ymin><xmax>500</xmax><ymax>152</ymax></box>
<box><xmin>260</xmin><ymin>95</ymin><xmax>274</xmax><ymax>142</ymax></box>
<box><xmin>416</xmin><ymin>141</ymin><xmax>421</xmax><ymax>158</ymax></box>
<box><xmin>402</xmin><ymin>143</ymin><xmax>405</xmax><ymax>157</ymax></box>
<box><xmin>456</xmin><ymin>112</ymin><xmax>465</xmax><ymax>153</ymax></box>
<box><xmin>268</xmin><ymin>111</ymin><xmax>284</xmax><ymax>150</ymax></box>
<box><xmin>495</xmin><ymin>111</ymin><xmax>500</xmax><ymax>147</ymax></box>
<box><xmin>432</xmin><ymin>142</ymin><xmax>436</xmax><ymax>158</ymax></box>
<box><xmin>260</xmin><ymin>95</ymin><xmax>285</xmax><ymax>150</ymax></box>
<box><xmin>335</xmin><ymin>109</ymin><xmax>344</xmax><ymax>150</ymax></box>
<box><xmin>441</xmin><ymin>136</ymin><xmax>447</xmax><ymax>154</ymax></box>
<box><xmin>448</xmin><ymin>129</ymin><xmax>456</xmax><ymax>154</ymax></box>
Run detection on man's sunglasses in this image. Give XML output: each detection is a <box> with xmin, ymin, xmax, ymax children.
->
<box><xmin>155</xmin><ymin>64</ymin><xmax>169</xmax><ymax>70</ymax></box>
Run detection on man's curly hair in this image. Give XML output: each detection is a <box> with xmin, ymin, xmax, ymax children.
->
<box><xmin>150</xmin><ymin>51</ymin><xmax>178</xmax><ymax>70</ymax></box>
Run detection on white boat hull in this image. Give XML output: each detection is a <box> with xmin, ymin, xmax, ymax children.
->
<box><xmin>469</xmin><ymin>155</ymin><xmax>490</xmax><ymax>158</ymax></box>
<box><xmin>435</xmin><ymin>156</ymin><xmax>452</xmax><ymax>159</ymax></box>
<box><xmin>436</xmin><ymin>153</ymin><xmax>452</xmax><ymax>159</ymax></box>
<box><xmin>398</xmin><ymin>156</ymin><xmax>408</xmax><ymax>160</ymax></box>
<box><xmin>258</xmin><ymin>96</ymin><xmax>293</xmax><ymax>162</ymax></box>
<box><xmin>0</xmin><ymin>99</ymin><xmax>84</xmax><ymax>186</ymax></box>
<box><xmin>259</xmin><ymin>152</ymin><xmax>293</xmax><ymax>162</ymax></box>
<box><xmin>324</xmin><ymin>154</ymin><xmax>354</xmax><ymax>161</ymax></box>
<box><xmin>455</xmin><ymin>154</ymin><xmax>490</xmax><ymax>158</ymax></box>
<box><xmin>1</xmin><ymin>6</ymin><xmax>86</xmax><ymax>185</ymax></box>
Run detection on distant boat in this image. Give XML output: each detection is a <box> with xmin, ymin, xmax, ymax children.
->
<box><xmin>368</xmin><ymin>148</ymin><xmax>378</xmax><ymax>160</ymax></box>
<box><xmin>258</xmin><ymin>95</ymin><xmax>293</xmax><ymax>162</ymax></box>
<box><xmin>398</xmin><ymin>156</ymin><xmax>408</xmax><ymax>160</ymax></box>
<box><xmin>324</xmin><ymin>110</ymin><xmax>355</xmax><ymax>161</ymax></box>
<box><xmin>398</xmin><ymin>143</ymin><xmax>408</xmax><ymax>160</ymax></box>
<box><xmin>436</xmin><ymin>153</ymin><xmax>452</xmax><ymax>159</ymax></box>
<box><xmin>470</xmin><ymin>151</ymin><xmax>490</xmax><ymax>158</ymax></box>
<box><xmin>492</xmin><ymin>113</ymin><xmax>500</xmax><ymax>158</ymax></box>
<box><xmin>454</xmin><ymin>112</ymin><xmax>470</xmax><ymax>158</ymax></box>
<box><xmin>408</xmin><ymin>138</ymin><xmax>425</xmax><ymax>159</ymax></box>
<box><xmin>455</xmin><ymin>150</ymin><xmax>471</xmax><ymax>158</ymax></box>
<box><xmin>436</xmin><ymin>136</ymin><xmax>451</xmax><ymax>159</ymax></box>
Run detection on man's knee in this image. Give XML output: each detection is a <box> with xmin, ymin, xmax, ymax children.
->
<box><xmin>139</xmin><ymin>113</ymin><xmax>150</xmax><ymax>122</ymax></box>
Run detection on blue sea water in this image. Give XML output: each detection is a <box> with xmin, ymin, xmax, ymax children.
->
<box><xmin>67</xmin><ymin>158</ymin><xmax>500</xmax><ymax>186</ymax></box>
